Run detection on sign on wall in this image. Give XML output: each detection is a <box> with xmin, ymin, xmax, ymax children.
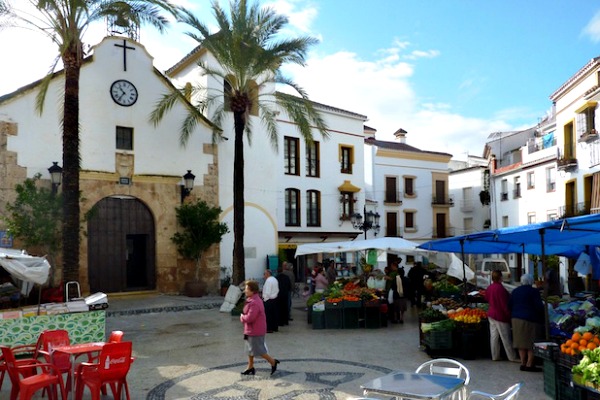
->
<box><xmin>0</xmin><ymin>231</ymin><xmax>13</xmax><ymax>248</ymax></box>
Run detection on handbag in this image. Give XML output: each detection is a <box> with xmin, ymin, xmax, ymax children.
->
<box><xmin>396</xmin><ymin>275</ymin><xmax>404</xmax><ymax>297</ymax></box>
<box><xmin>388</xmin><ymin>288</ymin><xmax>394</xmax><ymax>304</ymax></box>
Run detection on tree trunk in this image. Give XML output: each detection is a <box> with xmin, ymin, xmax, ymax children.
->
<box><xmin>232</xmin><ymin>111</ymin><xmax>246</xmax><ymax>285</ymax></box>
<box><xmin>61</xmin><ymin>56</ymin><xmax>81</xmax><ymax>293</ymax></box>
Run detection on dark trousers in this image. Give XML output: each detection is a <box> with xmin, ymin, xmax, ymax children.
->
<box><xmin>264</xmin><ymin>299</ymin><xmax>278</xmax><ymax>332</ymax></box>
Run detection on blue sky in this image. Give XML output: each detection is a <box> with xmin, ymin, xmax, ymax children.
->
<box><xmin>2</xmin><ymin>0</ymin><xmax>600</xmax><ymax>159</ymax></box>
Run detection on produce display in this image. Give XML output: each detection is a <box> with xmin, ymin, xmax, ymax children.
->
<box><xmin>550</xmin><ymin>298</ymin><xmax>600</xmax><ymax>338</ymax></box>
<box><xmin>573</xmin><ymin>347</ymin><xmax>600</xmax><ymax>389</ymax></box>
<box><xmin>559</xmin><ymin>331</ymin><xmax>600</xmax><ymax>356</ymax></box>
<box><xmin>448</xmin><ymin>307</ymin><xmax>487</xmax><ymax>324</ymax></box>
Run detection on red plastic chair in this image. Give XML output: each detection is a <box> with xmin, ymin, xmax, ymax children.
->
<box><xmin>0</xmin><ymin>341</ymin><xmax>39</xmax><ymax>390</ymax></box>
<box><xmin>75</xmin><ymin>341</ymin><xmax>133</xmax><ymax>400</ymax></box>
<box><xmin>108</xmin><ymin>330</ymin><xmax>125</xmax><ymax>343</ymax></box>
<box><xmin>0</xmin><ymin>345</ymin><xmax>67</xmax><ymax>400</ymax></box>
<box><xmin>36</xmin><ymin>329</ymin><xmax>73</xmax><ymax>394</ymax></box>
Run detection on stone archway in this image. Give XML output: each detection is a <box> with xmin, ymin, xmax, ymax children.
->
<box><xmin>87</xmin><ymin>196</ymin><xmax>156</xmax><ymax>293</ymax></box>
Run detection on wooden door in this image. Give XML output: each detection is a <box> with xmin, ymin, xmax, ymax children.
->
<box><xmin>87</xmin><ymin>197</ymin><xmax>156</xmax><ymax>293</ymax></box>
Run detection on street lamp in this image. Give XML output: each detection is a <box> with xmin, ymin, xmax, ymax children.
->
<box><xmin>47</xmin><ymin>162</ymin><xmax>63</xmax><ymax>194</ymax></box>
<box><xmin>351</xmin><ymin>206</ymin><xmax>380</xmax><ymax>239</ymax></box>
<box><xmin>180</xmin><ymin>170</ymin><xmax>196</xmax><ymax>203</ymax></box>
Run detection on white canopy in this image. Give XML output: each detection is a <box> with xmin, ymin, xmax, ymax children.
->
<box><xmin>294</xmin><ymin>237</ymin><xmax>428</xmax><ymax>257</ymax></box>
<box><xmin>0</xmin><ymin>249</ymin><xmax>51</xmax><ymax>295</ymax></box>
<box><xmin>428</xmin><ymin>252</ymin><xmax>475</xmax><ymax>281</ymax></box>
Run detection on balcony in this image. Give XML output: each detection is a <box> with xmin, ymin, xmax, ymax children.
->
<box><xmin>578</xmin><ymin>129</ymin><xmax>599</xmax><ymax>143</ymax></box>
<box><xmin>500</xmin><ymin>192</ymin><xmax>508</xmax><ymax>201</ymax></box>
<box><xmin>432</xmin><ymin>226</ymin><xmax>456</xmax><ymax>239</ymax></box>
<box><xmin>513</xmin><ymin>188</ymin><xmax>521</xmax><ymax>199</ymax></box>
<box><xmin>385</xmin><ymin>226</ymin><xmax>403</xmax><ymax>237</ymax></box>
<box><xmin>431</xmin><ymin>194</ymin><xmax>454</xmax><ymax>207</ymax></box>
<box><xmin>559</xmin><ymin>202</ymin><xmax>590</xmax><ymax>218</ymax></box>
<box><xmin>384</xmin><ymin>191</ymin><xmax>403</xmax><ymax>205</ymax></box>
<box><xmin>557</xmin><ymin>157</ymin><xmax>578</xmax><ymax>172</ymax></box>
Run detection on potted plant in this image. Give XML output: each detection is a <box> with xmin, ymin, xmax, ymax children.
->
<box><xmin>220</xmin><ymin>266</ymin><xmax>232</xmax><ymax>296</ymax></box>
<box><xmin>171</xmin><ymin>200</ymin><xmax>229</xmax><ymax>297</ymax></box>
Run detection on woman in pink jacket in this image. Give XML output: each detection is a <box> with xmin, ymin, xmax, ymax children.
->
<box><xmin>239</xmin><ymin>280</ymin><xmax>280</xmax><ymax>375</ymax></box>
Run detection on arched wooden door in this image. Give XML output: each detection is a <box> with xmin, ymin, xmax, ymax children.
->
<box><xmin>87</xmin><ymin>197</ymin><xmax>156</xmax><ymax>293</ymax></box>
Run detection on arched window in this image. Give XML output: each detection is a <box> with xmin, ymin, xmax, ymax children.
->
<box><xmin>306</xmin><ymin>190</ymin><xmax>321</xmax><ymax>227</ymax></box>
<box><xmin>285</xmin><ymin>188</ymin><xmax>300</xmax><ymax>226</ymax></box>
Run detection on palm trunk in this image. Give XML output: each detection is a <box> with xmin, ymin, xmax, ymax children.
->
<box><xmin>232</xmin><ymin>111</ymin><xmax>246</xmax><ymax>285</ymax></box>
<box><xmin>61</xmin><ymin>58</ymin><xmax>81</xmax><ymax>292</ymax></box>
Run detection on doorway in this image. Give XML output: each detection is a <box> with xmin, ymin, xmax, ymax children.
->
<box><xmin>87</xmin><ymin>197</ymin><xmax>156</xmax><ymax>293</ymax></box>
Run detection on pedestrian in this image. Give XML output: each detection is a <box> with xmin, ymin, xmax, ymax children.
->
<box><xmin>262</xmin><ymin>269</ymin><xmax>279</xmax><ymax>333</ymax></box>
<box><xmin>281</xmin><ymin>262</ymin><xmax>296</xmax><ymax>321</ymax></box>
<box><xmin>314</xmin><ymin>267</ymin><xmax>329</xmax><ymax>293</ymax></box>
<box><xmin>486</xmin><ymin>270</ymin><xmax>519</xmax><ymax>362</ymax></box>
<box><xmin>509</xmin><ymin>274</ymin><xmax>544</xmax><ymax>372</ymax></box>
<box><xmin>239</xmin><ymin>280</ymin><xmax>280</xmax><ymax>376</ymax></box>
<box><xmin>326</xmin><ymin>260</ymin><xmax>337</xmax><ymax>285</ymax></box>
<box><xmin>408</xmin><ymin>262</ymin><xmax>426</xmax><ymax>307</ymax></box>
<box><xmin>276</xmin><ymin>266</ymin><xmax>291</xmax><ymax>326</ymax></box>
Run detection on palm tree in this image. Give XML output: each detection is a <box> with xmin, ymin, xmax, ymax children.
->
<box><xmin>0</xmin><ymin>1</ymin><xmax>178</xmax><ymax>289</ymax></box>
<box><xmin>151</xmin><ymin>0</ymin><xmax>328</xmax><ymax>285</ymax></box>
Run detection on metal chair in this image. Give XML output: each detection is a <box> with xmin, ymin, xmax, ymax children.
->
<box><xmin>467</xmin><ymin>382</ymin><xmax>523</xmax><ymax>400</ymax></box>
<box><xmin>416</xmin><ymin>358</ymin><xmax>470</xmax><ymax>400</ymax></box>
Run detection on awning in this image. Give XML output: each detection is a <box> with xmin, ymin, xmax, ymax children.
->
<box><xmin>0</xmin><ymin>249</ymin><xmax>51</xmax><ymax>295</ymax></box>
<box><xmin>295</xmin><ymin>237</ymin><xmax>427</xmax><ymax>257</ymax></box>
<box><xmin>338</xmin><ymin>180</ymin><xmax>361</xmax><ymax>193</ymax></box>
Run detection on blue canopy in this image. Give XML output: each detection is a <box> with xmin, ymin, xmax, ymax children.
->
<box><xmin>418</xmin><ymin>213</ymin><xmax>600</xmax><ymax>258</ymax></box>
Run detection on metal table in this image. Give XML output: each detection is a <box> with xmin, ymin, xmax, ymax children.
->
<box><xmin>361</xmin><ymin>371</ymin><xmax>465</xmax><ymax>400</ymax></box>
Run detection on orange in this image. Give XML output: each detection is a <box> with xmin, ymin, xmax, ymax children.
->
<box><xmin>571</xmin><ymin>342</ymin><xmax>579</xmax><ymax>350</ymax></box>
<box><xmin>580</xmin><ymin>339</ymin><xmax>588</xmax><ymax>347</ymax></box>
<box><xmin>588</xmin><ymin>342</ymin><xmax>597</xmax><ymax>350</ymax></box>
<box><xmin>566</xmin><ymin>339</ymin><xmax>574</xmax><ymax>347</ymax></box>
<box><xmin>583</xmin><ymin>332</ymin><xmax>593</xmax><ymax>341</ymax></box>
<box><xmin>572</xmin><ymin>332</ymin><xmax>582</xmax><ymax>342</ymax></box>
<box><xmin>594</xmin><ymin>337</ymin><xmax>600</xmax><ymax>345</ymax></box>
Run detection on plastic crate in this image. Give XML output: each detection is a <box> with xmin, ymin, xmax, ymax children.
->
<box><xmin>557</xmin><ymin>352</ymin><xmax>583</xmax><ymax>369</ymax></box>
<box><xmin>557</xmin><ymin>364</ymin><xmax>585</xmax><ymax>400</ymax></box>
<box><xmin>343</xmin><ymin>300</ymin><xmax>362</xmax><ymax>308</ymax></box>
<box><xmin>543</xmin><ymin>360</ymin><xmax>557</xmax><ymax>398</ymax></box>
<box><xmin>324</xmin><ymin>307</ymin><xmax>343</xmax><ymax>329</ymax></box>
<box><xmin>424</xmin><ymin>330</ymin><xmax>454</xmax><ymax>350</ymax></box>
<box><xmin>343</xmin><ymin>307</ymin><xmax>360</xmax><ymax>329</ymax></box>
<box><xmin>312</xmin><ymin>310</ymin><xmax>325</xmax><ymax>330</ymax></box>
<box><xmin>364</xmin><ymin>305</ymin><xmax>380</xmax><ymax>329</ymax></box>
<box><xmin>534</xmin><ymin>342</ymin><xmax>559</xmax><ymax>361</ymax></box>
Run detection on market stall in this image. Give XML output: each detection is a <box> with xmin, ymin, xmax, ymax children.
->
<box><xmin>0</xmin><ymin>249</ymin><xmax>106</xmax><ymax>345</ymax></box>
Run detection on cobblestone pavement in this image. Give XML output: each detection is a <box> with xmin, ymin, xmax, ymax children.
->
<box><xmin>1</xmin><ymin>294</ymin><xmax>548</xmax><ymax>399</ymax></box>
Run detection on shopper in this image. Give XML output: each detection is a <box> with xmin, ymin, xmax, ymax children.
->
<box><xmin>486</xmin><ymin>270</ymin><xmax>519</xmax><ymax>362</ymax></box>
<box><xmin>281</xmin><ymin>262</ymin><xmax>296</xmax><ymax>321</ymax></box>
<box><xmin>509</xmin><ymin>274</ymin><xmax>544</xmax><ymax>372</ymax></box>
<box><xmin>326</xmin><ymin>260</ymin><xmax>337</xmax><ymax>285</ymax></box>
<box><xmin>240</xmin><ymin>280</ymin><xmax>280</xmax><ymax>376</ymax></box>
<box><xmin>408</xmin><ymin>262</ymin><xmax>427</xmax><ymax>307</ymax></box>
<box><xmin>262</xmin><ymin>269</ymin><xmax>279</xmax><ymax>333</ymax></box>
<box><xmin>314</xmin><ymin>267</ymin><xmax>329</xmax><ymax>293</ymax></box>
<box><xmin>276</xmin><ymin>266</ymin><xmax>291</xmax><ymax>326</ymax></box>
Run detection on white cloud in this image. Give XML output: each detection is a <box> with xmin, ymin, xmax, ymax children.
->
<box><xmin>282</xmin><ymin>42</ymin><xmax>509</xmax><ymax>159</ymax></box>
<box><xmin>582</xmin><ymin>11</ymin><xmax>600</xmax><ymax>42</ymax></box>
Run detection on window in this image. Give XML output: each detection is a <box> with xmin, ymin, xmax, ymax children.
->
<box><xmin>284</xmin><ymin>137</ymin><xmax>300</xmax><ymax>175</ymax></box>
<box><xmin>513</xmin><ymin>176</ymin><xmax>521</xmax><ymax>198</ymax></box>
<box><xmin>285</xmin><ymin>188</ymin><xmax>300</xmax><ymax>226</ymax></box>
<box><xmin>306</xmin><ymin>190</ymin><xmax>320</xmax><ymax>227</ymax></box>
<box><xmin>527</xmin><ymin>212</ymin><xmax>536</xmax><ymax>224</ymax></box>
<box><xmin>306</xmin><ymin>141</ymin><xmax>320</xmax><ymax>177</ymax></box>
<box><xmin>340</xmin><ymin>146</ymin><xmax>353</xmax><ymax>173</ymax></box>
<box><xmin>404</xmin><ymin>177</ymin><xmax>415</xmax><ymax>196</ymax></box>
<box><xmin>502</xmin><ymin>215</ymin><xmax>509</xmax><ymax>227</ymax></box>
<box><xmin>116</xmin><ymin>126</ymin><xmax>133</xmax><ymax>150</ymax></box>
<box><xmin>527</xmin><ymin>171</ymin><xmax>535</xmax><ymax>189</ymax></box>
<box><xmin>385</xmin><ymin>177</ymin><xmax>399</xmax><ymax>203</ymax></box>
<box><xmin>547</xmin><ymin>211</ymin><xmax>558</xmax><ymax>221</ymax></box>
<box><xmin>546</xmin><ymin>167</ymin><xmax>556</xmax><ymax>192</ymax></box>
<box><xmin>501</xmin><ymin>179</ymin><xmax>508</xmax><ymax>201</ymax></box>
<box><xmin>576</xmin><ymin>102</ymin><xmax>597</xmax><ymax>136</ymax></box>
<box><xmin>340</xmin><ymin>192</ymin><xmax>355</xmax><ymax>220</ymax></box>
<box><xmin>404</xmin><ymin>211</ymin><xmax>415</xmax><ymax>229</ymax></box>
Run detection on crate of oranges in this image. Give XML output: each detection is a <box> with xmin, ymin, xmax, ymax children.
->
<box><xmin>558</xmin><ymin>331</ymin><xmax>599</xmax><ymax>367</ymax></box>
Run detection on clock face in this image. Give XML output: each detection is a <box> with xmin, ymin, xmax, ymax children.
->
<box><xmin>110</xmin><ymin>80</ymin><xmax>138</xmax><ymax>106</ymax></box>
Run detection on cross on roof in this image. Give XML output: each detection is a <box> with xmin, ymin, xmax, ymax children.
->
<box><xmin>114</xmin><ymin>39</ymin><xmax>135</xmax><ymax>72</ymax></box>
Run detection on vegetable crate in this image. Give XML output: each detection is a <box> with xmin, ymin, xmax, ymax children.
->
<box><xmin>542</xmin><ymin>360</ymin><xmax>557</xmax><ymax>399</ymax></box>
<box><xmin>556</xmin><ymin>364</ymin><xmax>585</xmax><ymax>400</ymax></box>
<box><xmin>423</xmin><ymin>330</ymin><xmax>454</xmax><ymax>350</ymax></box>
<box><xmin>534</xmin><ymin>342</ymin><xmax>559</xmax><ymax>361</ymax></box>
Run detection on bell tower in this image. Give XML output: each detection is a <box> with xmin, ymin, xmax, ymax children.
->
<box><xmin>106</xmin><ymin>9</ymin><xmax>140</xmax><ymax>41</ymax></box>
